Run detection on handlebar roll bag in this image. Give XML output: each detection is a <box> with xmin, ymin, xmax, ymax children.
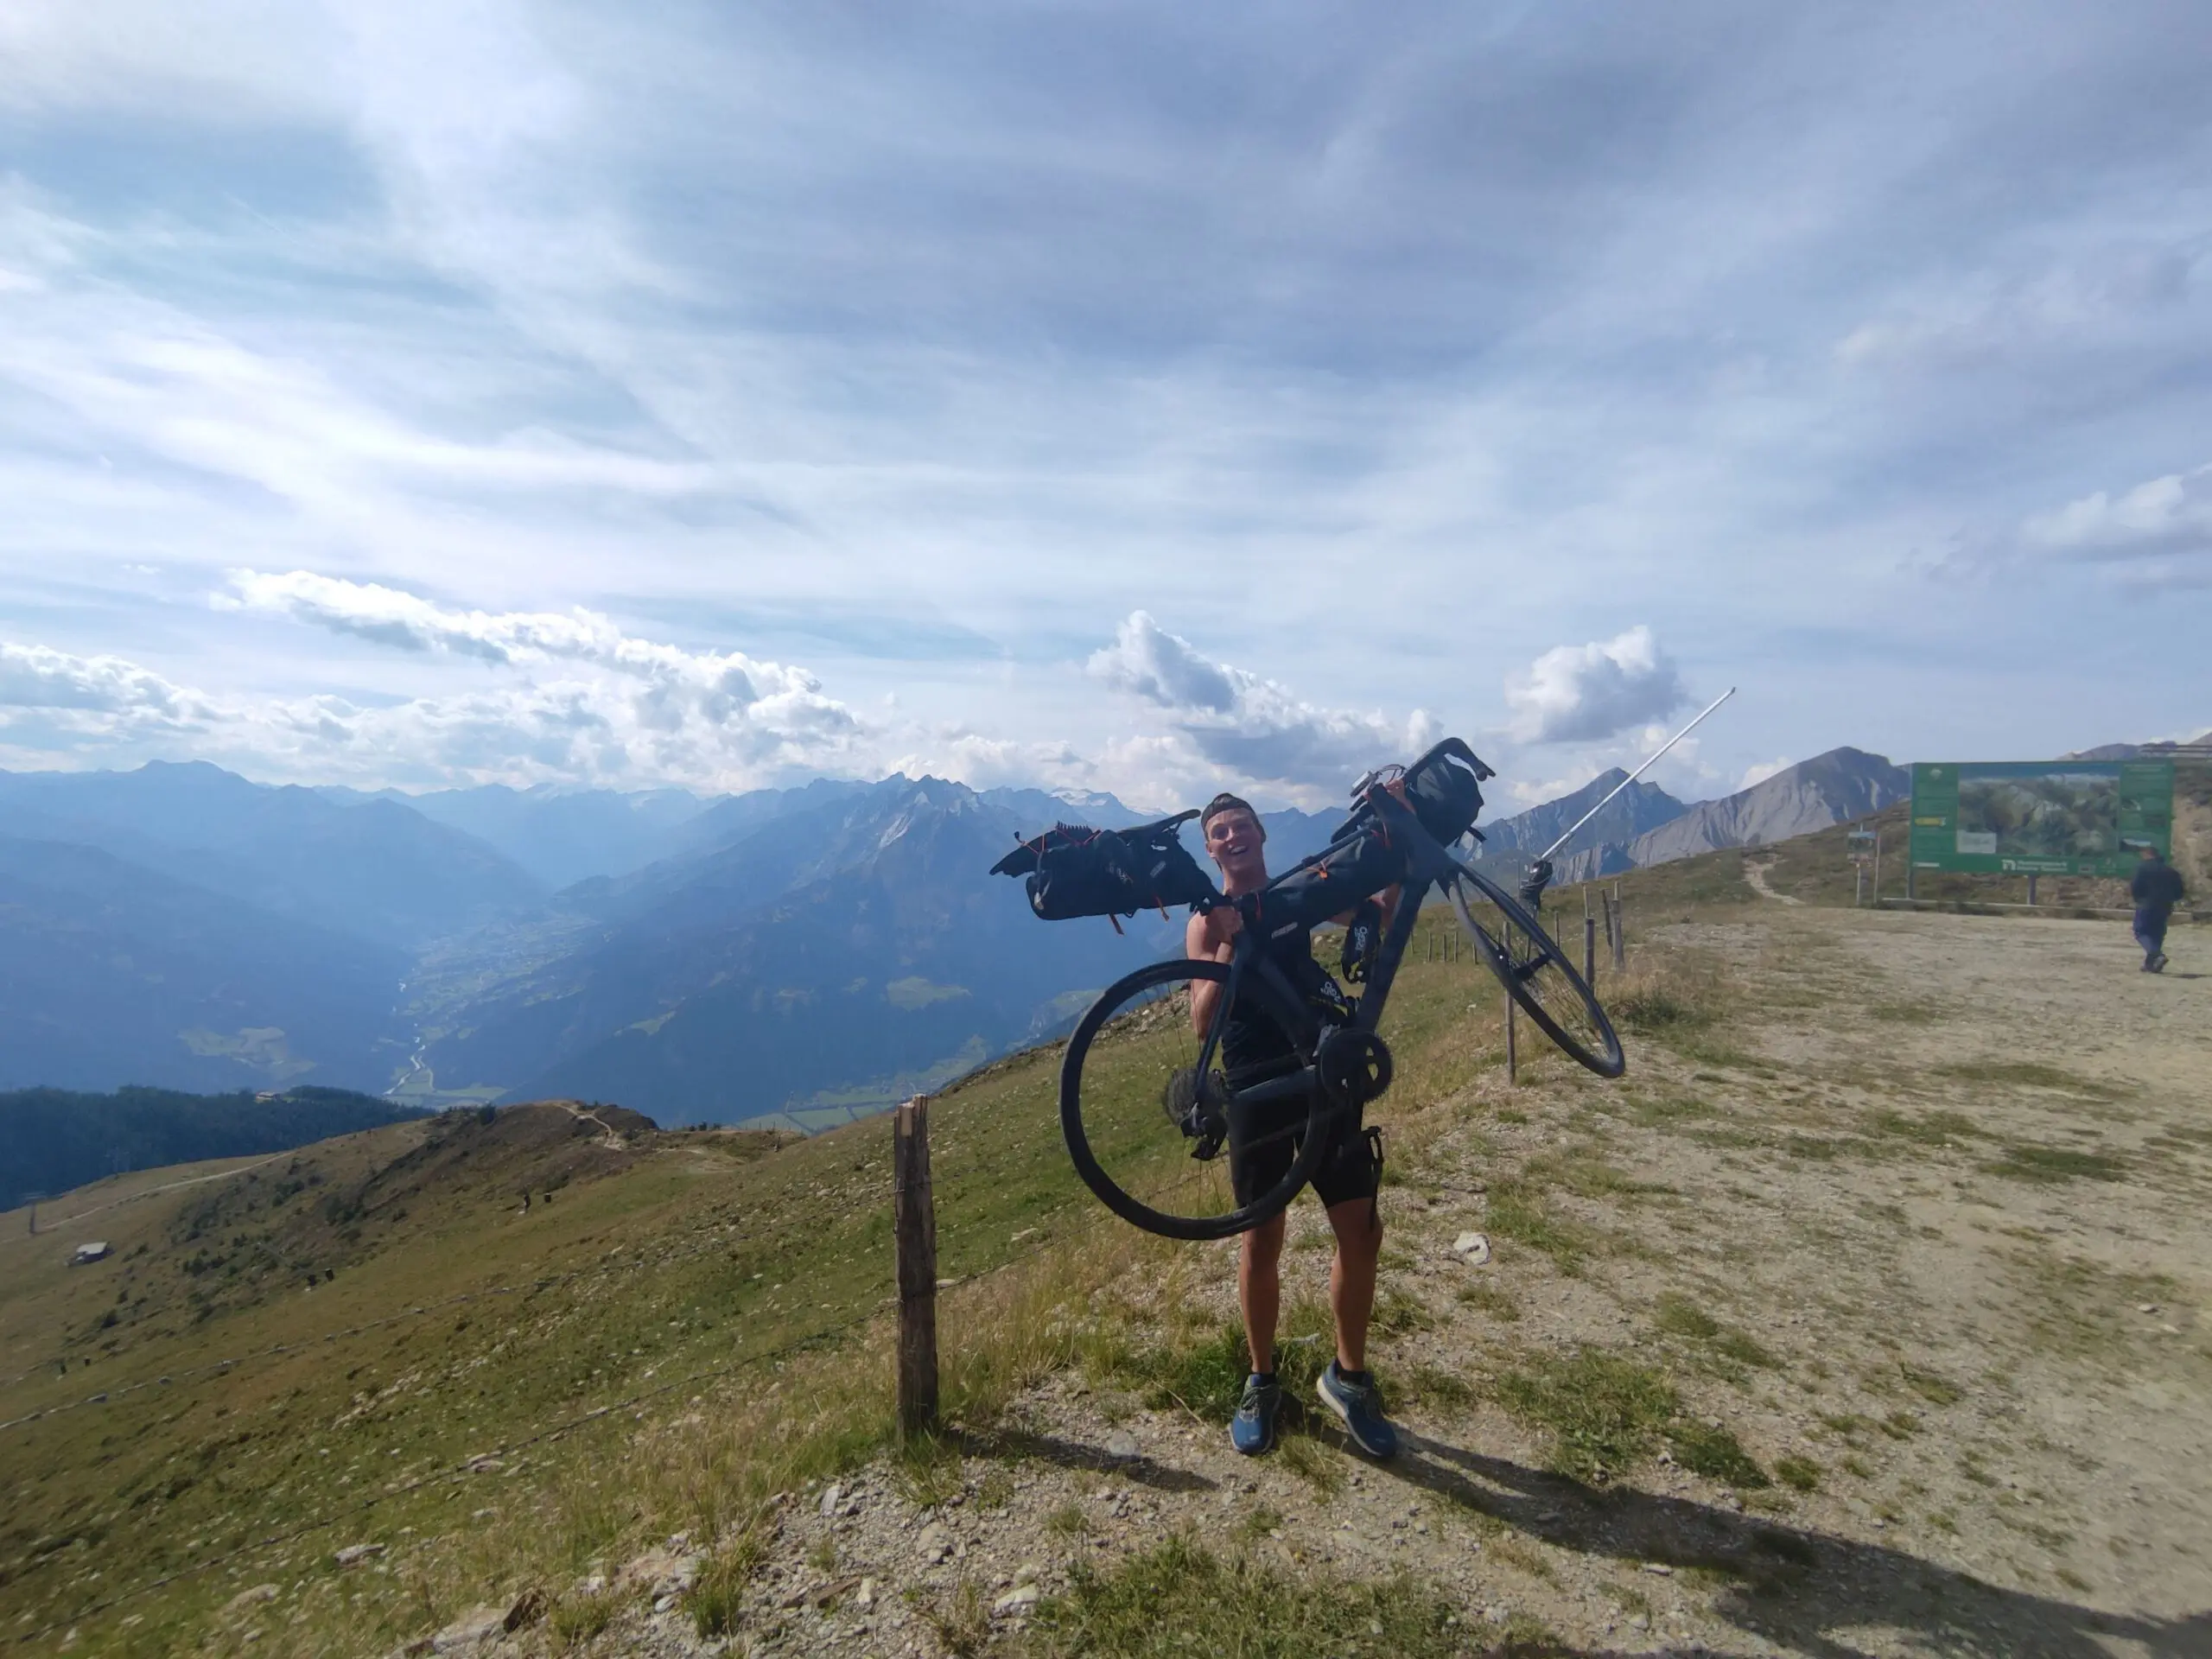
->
<box><xmin>989</xmin><ymin>814</ymin><xmax>1216</xmax><ymax>921</ymax></box>
<box><xmin>1405</xmin><ymin>748</ymin><xmax>1484</xmax><ymax>844</ymax></box>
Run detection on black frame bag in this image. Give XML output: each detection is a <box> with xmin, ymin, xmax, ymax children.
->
<box><xmin>990</xmin><ymin>811</ymin><xmax>1217</xmax><ymax>924</ymax></box>
<box><xmin>1250</xmin><ymin>820</ymin><xmax>1407</xmax><ymax>932</ymax></box>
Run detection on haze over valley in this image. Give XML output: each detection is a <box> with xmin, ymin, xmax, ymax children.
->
<box><xmin>3</xmin><ymin>743</ymin><xmax>1927</xmax><ymax>1127</ymax></box>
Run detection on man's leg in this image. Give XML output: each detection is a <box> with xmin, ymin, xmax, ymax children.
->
<box><xmin>1238</xmin><ymin>1213</ymin><xmax>1285</xmax><ymax>1374</ymax></box>
<box><xmin>1314</xmin><ymin>1192</ymin><xmax>1398</xmax><ymax>1459</ymax></box>
<box><xmin>2147</xmin><ymin>910</ymin><xmax>2170</xmax><ymax>971</ymax></box>
<box><xmin>1324</xmin><ymin>1197</ymin><xmax>1382</xmax><ymax>1373</ymax></box>
<box><xmin>1230</xmin><ymin>1214</ymin><xmax>1287</xmax><ymax>1454</ymax></box>
<box><xmin>2134</xmin><ymin>907</ymin><xmax>2161</xmax><ymax>969</ymax></box>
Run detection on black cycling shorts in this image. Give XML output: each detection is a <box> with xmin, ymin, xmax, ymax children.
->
<box><xmin>1228</xmin><ymin>1098</ymin><xmax>1380</xmax><ymax>1212</ymax></box>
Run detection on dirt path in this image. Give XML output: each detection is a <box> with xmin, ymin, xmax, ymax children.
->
<box><xmin>1744</xmin><ymin>855</ymin><xmax>1804</xmax><ymax>905</ymax></box>
<box><xmin>28</xmin><ymin>1152</ymin><xmax>290</xmax><ymax>1234</ymax></box>
<box><xmin>561</xmin><ymin>906</ymin><xmax>2212</xmax><ymax>1658</ymax></box>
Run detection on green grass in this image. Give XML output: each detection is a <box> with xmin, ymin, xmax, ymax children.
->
<box><xmin>1864</xmin><ymin>1108</ymin><xmax>1984</xmax><ymax>1146</ymax></box>
<box><xmin>1651</xmin><ymin>1293</ymin><xmax>1779</xmax><ymax>1374</ymax></box>
<box><xmin>1495</xmin><ymin>1349</ymin><xmax>1678</xmax><ymax>1482</ymax></box>
<box><xmin>1484</xmin><ymin>1179</ymin><xmax>1592</xmax><ymax>1273</ymax></box>
<box><xmin>1984</xmin><ymin>1144</ymin><xmax>2129</xmax><ymax>1184</ymax></box>
<box><xmin>1934</xmin><ymin>1060</ymin><xmax>2131</xmax><ymax>1101</ymax></box>
<box><xmin>1455</xmin><ymin>1282</ymin><xmax>1522</xmax><ymax>1321</ymax></box>
<box><xmin>1019</xmin><ymin>1535</ymin><xmax>1481</xmax><ymax>1658</ymax></box>
<box><xmin>0</xmin><ymin>1027</ymin><xmax>1154</xmax><ymax>1656</ymax></box>
<box><xmin>1653</xmin><ymin>1292</ymin><xmax>1721</xmax><ymax>1339</ymax></box>
<box><xmin>1774</xmin><ymin>1455</ymin><xmax>1821</xmax><ymax>1493</ymax></box>
<box><xmin>684</xmin><ymin>1529</ymin><xmax>768</xmax><ymax>1637</ymax></box>
<box><xmin>1666</xmin><ymin>1421</ymin><xmax>1770</xmax><ymax>1489</ymax></box>
<box><xmin>1401</xmin><ymin>1364</ymin><xmax>1478</xmax><ymax>1412</ymax></box>
<box><xmin>1898</xmin><ymin>1365</ymin><xmax>1964</xmax><ymax>1406</ymax></box>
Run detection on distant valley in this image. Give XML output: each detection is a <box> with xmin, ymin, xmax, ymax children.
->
<box><xmin>0</xmin><ymin>747</ymin><xmax>1909</xmax><ymax>1130</ymax></box>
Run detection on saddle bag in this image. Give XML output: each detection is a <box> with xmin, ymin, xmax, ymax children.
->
<box><xmin>990</xmin><ymin>811</ymin><xmax>1216</xmax><ymax>923</ymax></box>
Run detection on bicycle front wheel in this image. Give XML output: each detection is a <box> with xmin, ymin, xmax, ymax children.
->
<box><xmin>1059</xmin><ymin>958</ymin><xmax>1334</xmax><ymax>1241</ymax></box>
<box><xmin>1446</xmin><ymin>865</ymin><xmax>1626</xmax><ymax>1078</ymax></box>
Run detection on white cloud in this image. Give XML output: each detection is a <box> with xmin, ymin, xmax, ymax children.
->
<box><xmin>1086</xmin><ymin>612</ymin><xmax>1236</xmax><ymax>714</ymax></box>
<box><xmin>1738</xmin><ymin>756</ymin><xmax>1792</xmax><ymax>790</ymax></box>
<box><xmin>0</xmin><ymin>642</ymin><xmax>213</xmax><ymax>744</ymax></box>
<box><xmin>2022</xmin><ymin>462</ymin><xmax>2212</xmax><ymax>563</ymax></box>
<box><xmin>1087</xmin><ymin>612</ymin><xmax>1438</xmax><ymax>801</ymax></box>
<box><xmin>3</xmin><ymin>571</ymin><xmax>870</xmax><ymax>789</ymax></box>
<box><xmin>219</xmin><ymin>570</ymin><xmax>861</xmax><ymax>786</ymax></box>
<box><xmin>1506</xmin><ymin>626</ymin><xmax>1686</xmax><ymax>745</ymax></box>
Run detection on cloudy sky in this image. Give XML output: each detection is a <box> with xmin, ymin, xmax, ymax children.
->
<box><xmin>3</xmin><ymin>2</ymin><xmax>2208</xmax><ymax>810</ymax></box>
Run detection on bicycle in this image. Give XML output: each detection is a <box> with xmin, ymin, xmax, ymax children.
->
<box><xmin>1058</xmin><ymin>739</ymin><xmax>1624</xmax><ymax>1241</ymax></box>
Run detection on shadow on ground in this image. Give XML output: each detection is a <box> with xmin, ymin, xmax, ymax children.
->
<box><xmin>1363</xmin><ymin>1429</ymin><xmax>2209</xmax><ymax>1658</ymax></box>
<box><xmin>949</xmin><ymin>1426</ymin><xmax>1218</xmax><ymax>1494</ymax></box>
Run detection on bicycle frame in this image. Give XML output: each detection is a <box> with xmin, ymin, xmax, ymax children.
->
<box><xmin>1190</xmin><ymin>779</ymin><xmax>1470</xmax><ymax>1120</ymax></box>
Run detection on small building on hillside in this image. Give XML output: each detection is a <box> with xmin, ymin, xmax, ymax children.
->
<box><xmin>71</xmin><ymin>1242</ymin><xmax>111</xmax><ymax>1266</ymax></box>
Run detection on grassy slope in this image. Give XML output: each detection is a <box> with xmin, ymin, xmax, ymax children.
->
<box><xmin>0</xmin><ymin>902</ymin><xmax>1519</xmax><ymax>1656</ymax></box>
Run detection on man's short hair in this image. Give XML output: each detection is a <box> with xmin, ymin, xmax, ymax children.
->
<box><xmin>1201</xmin><ymin>791</ymin><xmax>1260</xmax><ymax>830</ymax></box>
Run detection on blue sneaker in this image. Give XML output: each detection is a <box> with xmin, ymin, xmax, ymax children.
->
<box><xmin>1316</xmin><ymin>1360</ymin><xmax>1399</xmax><ymax>1459</ymax></box>
<box><xmin>1230</xmin><ymin>1372</ymin><xmax>1281</xmax><ymax>1455</ymax></box>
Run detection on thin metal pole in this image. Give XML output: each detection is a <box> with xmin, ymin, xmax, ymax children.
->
<box><xmin>1502</xmin><ymin>919</ymin><xmax>1517</xmax><ymax>1084</ymax></box>
<box><xmin>1537</xmin><ymin>687</ymin><xmax>1739</xmax><ymax>862</ymax></box>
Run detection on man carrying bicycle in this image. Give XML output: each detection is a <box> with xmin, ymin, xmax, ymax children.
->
<box><xmin>1186</xmin><ymin>792</ymin><xmax>1400</xmax><ymax>1461</ymax></box>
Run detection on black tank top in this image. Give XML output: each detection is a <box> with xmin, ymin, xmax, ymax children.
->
<box><xmin>1220</xmin><ymin>914</ymin><xmax>1329</xmax><ymax>1079</ymax></box>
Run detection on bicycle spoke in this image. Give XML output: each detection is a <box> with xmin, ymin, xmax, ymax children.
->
<box><xmin>1061</xmin><ymin>959</ymin><xmax>1338</xmax><ymax>1240</ymax></box>
<box><xmin>1444</xmin><ymin>868</ymin><xmax>1625</xmax><ymax>1078</ymax></box>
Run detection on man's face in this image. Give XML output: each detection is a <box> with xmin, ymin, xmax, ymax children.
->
<box><xmin>1205</xmin><ymin>808</ymin><xmax>1267</xmax><ymax>886</ymax></box>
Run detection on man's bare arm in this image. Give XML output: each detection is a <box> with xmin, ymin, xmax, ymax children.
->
<box><xmin>1332</xmin><ymin>883</ymin><xmax>1399</xmax><ymax>931</ymax></box>
<box><xmin>1186</xmin><ymin>907</ymin><xmax>1236</xmax><ymax>1035</ymax></box>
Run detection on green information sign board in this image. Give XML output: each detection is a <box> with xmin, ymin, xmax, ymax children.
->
<box><xmin>1909</xmin><ymin>760</ymin><xmax>2175</xmax><ymax>877</ymax></box>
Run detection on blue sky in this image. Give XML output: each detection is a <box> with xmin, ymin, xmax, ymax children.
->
<box><xmin>3</xmin><ymin>2</ymin><xmax>2208</xmax><ymax>810</ymax></box>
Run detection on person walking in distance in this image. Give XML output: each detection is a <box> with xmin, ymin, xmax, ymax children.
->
<box><xmin>2129</xmin><ymin>844</ymin><xmax>2185</xmax><ymax>973</ymax></box>
<box><xmin>1185</xmin><ymin>792</ymin><xmax>1400</xmax><ymax>1460</ymax></box>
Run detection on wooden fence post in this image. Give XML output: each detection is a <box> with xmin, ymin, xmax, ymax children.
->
<box><xmin>893</xmin><ymin>1095</ymin><xmax>938</xmax><ymax>1436</ymax></box>
<box><xmin>1611</xmin><ymin>882</ymin><xmax>1626</xmax><ymax>970</ymax></box>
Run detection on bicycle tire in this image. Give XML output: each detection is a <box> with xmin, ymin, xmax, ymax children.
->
<box><xmin>1059</xmin><ymin>957</ymin><xmax>1338</xmax><ymax>1241</ymax></box>
<box><xmin>1446</xmin><ymin>864</ymin><xmax>1627</xmax><ymax>1078</ymax></box>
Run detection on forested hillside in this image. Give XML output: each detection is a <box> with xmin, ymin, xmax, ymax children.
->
<box><xmin>0</xmin><ymin>1085</ymin><xmax>426</xmax><ymax>1211</ymax></box>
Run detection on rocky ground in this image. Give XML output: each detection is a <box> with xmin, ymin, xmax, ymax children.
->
<box><xmin>395</xmin><ymin>906</ymin><xmax>2209</xmax><ymax>1658</ymax></box>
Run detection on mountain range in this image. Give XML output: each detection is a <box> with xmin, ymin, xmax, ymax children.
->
<box><xmin>1473</xmin><ymin>747</ymin><xmax>1909</xmax><ymax>887</ymax></box>
<box><xmin>0</xmin><ymin>745</ymin><xmax>1910</xmax><ymax>1124</ymax></box>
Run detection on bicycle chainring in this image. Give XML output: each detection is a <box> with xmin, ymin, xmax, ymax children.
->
<box><xmin>1315</xmin><ymin>1027</ymin><xmax>1394</xmax><ymax>1108</ymax></box>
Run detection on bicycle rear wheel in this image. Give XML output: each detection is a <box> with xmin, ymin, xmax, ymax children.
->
<box><xmin>1445</xmin><ymin>865</ymin><xmax>1626</xmax><ymax>1078</ymax></box>
<box><xmin>1059</xmin><ymin>958</ymin><xmax>1335</xmax><ymax>1241</ymax></box>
